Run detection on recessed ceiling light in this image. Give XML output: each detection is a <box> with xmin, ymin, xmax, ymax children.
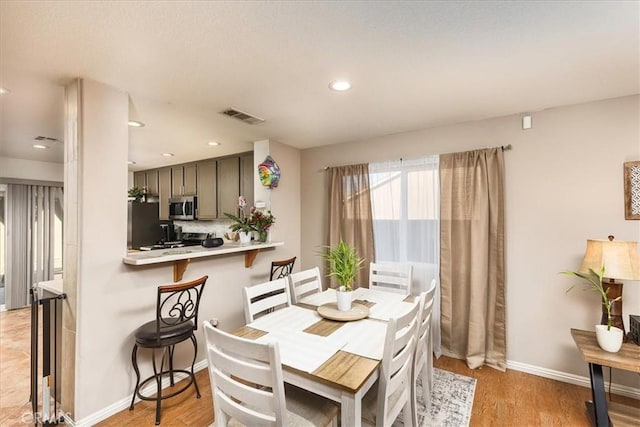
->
<box><xmin>33</xmin><ymin>144</ymin><xmax>49</xmax><ymax>149</ymax></box>
<box><xmin>162</xmin><ymin>153</ymin><xmax>174</xmax><ymax>157</ymax></box>
<box><xmin>207</xmin><ymin>141</ymin><xmax>221</xmax><ymax>146</ymax></box>
<box><xmin>329</xmin><ymin>80</ymin><xmax>351</xmax><ymax>91</ymax></box>
<box><xmin>128</xmin><ymin>161</ymin><xmax>136</xmax><ymax>165</ymax></box>
<box><xmin>128</xmin><ymin>120</ymin><xmax>145</xmax><ymax>127</ymax></box>
<box><xmin>0</xmin><ymin>87</ymin><xmax>11</xmax><ymax>95</ymax></box>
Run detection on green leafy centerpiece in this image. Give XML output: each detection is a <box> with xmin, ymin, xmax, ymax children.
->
<box><xmin>320</xmin><ymin>240</ymin><xmax>364</xmax><ymax>311</ymax></box>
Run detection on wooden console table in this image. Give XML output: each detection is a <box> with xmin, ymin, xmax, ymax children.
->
<box><xmin>571</xmin><ymin>328</ymin><xmax>640</xmax><ymax>427</ymax></box>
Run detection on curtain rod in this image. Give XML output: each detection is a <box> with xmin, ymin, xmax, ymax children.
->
<box><xmin>322</xmin><ymin>144</ymin><xmax>512</xmax><ymax>171</ymax></box>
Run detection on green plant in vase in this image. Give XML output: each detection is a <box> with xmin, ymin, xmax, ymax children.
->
<box><xmin>224</xmin><ymin>196</ymin><xmax>252</xmax><ymax>233</ymax></box>
<box><xmin>128</xmin><ymin>187</ymin><xmax>144</xmax><ymax>202</ymax></box>
<box><xmin>320</xmin><ymin>239</ymin><xmax>364</xmax><ymax>292</ymax></box>
<box><xmin>562</xmin><ymin>265</ymin><xmax>621</xmax><ymax>331</ymax></box>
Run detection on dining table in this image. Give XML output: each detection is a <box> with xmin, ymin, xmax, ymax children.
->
<box><xmin>233</xmin><ymin>287</ymin><xmax>416</xmax><ymax>427</ymax></box>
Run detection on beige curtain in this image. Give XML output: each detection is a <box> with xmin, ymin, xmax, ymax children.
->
<box><xmin>439</xmin><ymin>148</ymin><xmax>506</xmax><ymax>371</ymax></box>
<box><xmin>328</xmin><ymin>164</ymin><xmax>375</xmax><ymax>288</ymax></box>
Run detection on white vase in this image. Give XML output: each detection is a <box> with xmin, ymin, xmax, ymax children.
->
<box><xmin>238</xmin><ymin>231</ymin><xmax>252</xmax><ymax>245</ymax></box>
<box><xmin>595</xmin><ymin>324</ymin><xmax>623</xmax><ymax>353</ymax></box>
<box><xmin>336</xmin><ymin>286</ymin><xmax>353</xmax><ymax>312</ymax></box>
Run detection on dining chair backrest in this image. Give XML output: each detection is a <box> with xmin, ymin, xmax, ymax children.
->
<box><xmin>412</xmin><ymin>279</ymin><xmax>437</xmax><ymax>422</ymax></box>
<box><xmin>369</xmin><ymin>262</ymin><xmax>413</xmax><ymax>295</ymax></box>
<box><xmin>270</xmin><ymin>256</ymin><xmax>297</xmax><ymax>280</ymax></box>
<box><xmin>288</xmin><ymin>267</ymin><xmax>323</xmax><ymax>304</ymax></box>
<box><xmin>203</xmin><ymin>321</ymin><xmax>286</xmax><ymax>426</ymax></box>
<box><xmin>243</xmin><ymin>278</ymin><xmax>291</xmax><ymax>324</ymax></box>
<box><xmin>376</xmin><ymin>298</ymin><xmax>421</xmax><ymax>427</ymax></box>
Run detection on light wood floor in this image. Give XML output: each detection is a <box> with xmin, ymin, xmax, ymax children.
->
<box><xmin>2</xmin><ymin>306</ymin><xmax>638</xmax><ymax>426</ymax></box>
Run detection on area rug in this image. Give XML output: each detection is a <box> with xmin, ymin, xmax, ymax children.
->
<box><xmin>394</xmin><ymin>368</ymin><xmax>476</xmax><ymax>427</ymax></box>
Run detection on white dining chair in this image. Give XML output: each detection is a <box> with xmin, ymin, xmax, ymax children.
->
<box><xmin>203</xmin><ymin>321</ymin><xmax>338</xmax><ymax>427</ymax></box>
<box><xmin>361</xmin><ymin>298</ymin><xmax>421</xmax><ymax>427</ymax></box>
<box><xmin>369</xmin><ymin>262</ymin><xmax>413</xmax><ymax>295</ymax></box>
<box><xmin>288</xmin><ymin>267</ymin><xmax>323</xmax><ymax>304</ymax></box>
<box><xmin>411</xmin><ymin>279</ymin><xmax>437</xmax><ymax>425</ymax></box>
<box><xmin>243</xmin><ymin>278</ymin><xmax>291</xmax><ymax>324</ymax></box>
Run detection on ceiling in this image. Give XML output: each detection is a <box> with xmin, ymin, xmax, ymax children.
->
<box><xmin>1</xmin><ymin>1</ymin><xmax>638</xmax><ymax>170</ymax></box>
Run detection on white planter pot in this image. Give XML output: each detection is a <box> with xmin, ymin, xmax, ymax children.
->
<box><xmin>238</xmin><ymin>231</ymin><xmax>252</xmax><ymax>245</ymax></box>
<box><xmin>595</xmin><ymin>325</ymin><xmax>623</xmax><ymax>353</ymax></box>
<box><xmin>336</xmin><ymin>286</ymin><xmax>353</xmax><ymax>312</ymax></box>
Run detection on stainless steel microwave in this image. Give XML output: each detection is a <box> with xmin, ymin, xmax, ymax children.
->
<box><xmin>169</xmin><ymin>196</ymin><xmax>197</xmax><ymax>220</ymax></box>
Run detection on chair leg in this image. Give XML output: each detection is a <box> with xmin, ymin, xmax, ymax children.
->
<box><xmin>152</xmin><ymin>348</ymin><xmax>167</xmax><ymax>425</ymax></box>
<box><xmin>129</xmin><ymin>344</ymin><xmax>141</xmax><ymax>410</ymax></box>
<box><xmin>190</xmin><ymin>334</ymin><xmax>201</xmax><ymax>398</ymax></box>
<box><xmin>168</xmin><ymin>345</ymin><xmax>175</xmax><ymax>387</ymax></box>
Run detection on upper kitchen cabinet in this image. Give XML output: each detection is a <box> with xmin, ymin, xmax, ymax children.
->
<box><xmin>133</xmin><ymin>170</ymin><xmax>159</xmax><ymax>195</ymax></box>
<box><xmin>134</xmin><ymin>171</ymin><xmax>146</xmax><ymax>190</ymax></box>
<box><xmin>158</xmin><ymin>167</ymin><xmax>171</xmax><ymax>220</ymax></box>
<box><xmin>146</xmin><ymin>169</ymin><xmax>159</xmax><ymax>195</ymax></box>
<box><xmin>171</xmin><ymin>163</ymin><xmax>197</xmax><ymax>196</ymax></box>
<box><xmin>217</xmin><ymin>156</ymin><xmax>240</xmax><ymax>218</ymax></box>
<box><xmin>217</xmin><ymin>152</ymin><xmax>254</xmax><ymax>218</ymax></box>
<box><xmin>240</xmin><ymin>153</ymin><xmax>254</xmax><ymax>210</ymax></box>
<box><xmin>196</xmin><ymin>160</ymin><xmax>217</xmax><ymax>220</ymax></box>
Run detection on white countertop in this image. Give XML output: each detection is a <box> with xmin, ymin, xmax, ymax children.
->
<box><xmin>123</xmin><ymin>241</ymin><xmax>283</xmax><ymax>266</ymax></box>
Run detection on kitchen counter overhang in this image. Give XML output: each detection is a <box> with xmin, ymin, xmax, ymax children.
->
<box><xmin>123</xmin><ymin>241</ymin><xmax>283</xmax><ymax>281</ymax></box>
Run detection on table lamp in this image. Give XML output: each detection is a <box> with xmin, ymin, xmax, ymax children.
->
<box><xmin>579</xmin><ymin>235</ymin><xmax>640</xmax><ymax>338</ymax></box>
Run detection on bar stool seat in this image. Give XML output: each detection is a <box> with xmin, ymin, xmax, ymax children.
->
<box><xmin>134</xmin><ymin>319</ymin><xmax>194</xmax><ymax>347</ymax></box>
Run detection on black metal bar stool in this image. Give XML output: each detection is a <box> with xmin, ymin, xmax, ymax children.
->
<box><xmin>129</xmin><ymin>275</ymin><xmax>208</xmax><ymax>425</ymax></box>
<box><xmin>270</xmin><ymin>256</ymin><xmax>296</xmax><ymax>280</ymax></box>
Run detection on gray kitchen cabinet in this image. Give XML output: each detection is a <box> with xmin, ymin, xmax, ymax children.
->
<box><xmin>240</xmin><ymin>152</ymin><xmax>254</xmax><ymax>210</ymax></box>
<box><xmin>158</xmin><ymin>167</ymin><xmax>171</xmax><ymax>220</ymax></box>
<box><xmin>184</xmin><ymin>164</ymin><xmax>197</xmax><ymax>195</ymax></box>
<box><xmin>171</xmin><ymin>164</ymin><xmax>198</xmax><ymax>196</ymax></box>
<box><xmin>217</xmin><ymin>156</ymin><xmax>240</xmax><ymax>218</ymax></box>
<box><xmin>134</xmin><ymin>170</ymin><xmax>159</xmax><ymax>195</ymax></box>
<box><xmin>146</xmin><ymin>169</ymin><xmax>159</xmax><ymax>195</ymax></box>
<box><xmin>196</xmin><ymin>160</ymin><xmax>217</xmax><ymax>219</ymax></box>
<box><xmin>133</xmin><ymin>171</ymin><xmax>146</xmax><ymax>190</ymax></box>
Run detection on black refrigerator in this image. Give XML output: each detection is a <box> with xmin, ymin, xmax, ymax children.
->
<box><xmin>127</xmin><ymin>202</ymin><xmax>161</xmax><ymax>249</ymax></box>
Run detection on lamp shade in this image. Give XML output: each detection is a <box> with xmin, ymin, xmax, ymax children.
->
<box><xmin>579</xmin><ymin>236</ymin><xmax>640</xmax><ymax>280</ymax></box>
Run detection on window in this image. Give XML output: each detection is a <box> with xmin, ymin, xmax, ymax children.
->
<box><xmin>370</xmin><ymin>157</ymin><xmax>439</xmax><ymax>266</ymax></box>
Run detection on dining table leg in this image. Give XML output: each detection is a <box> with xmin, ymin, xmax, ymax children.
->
<box><xmin>341</xmin><ymin>392</ymin><xmax>362</xmax><ymax>427</ymax></box>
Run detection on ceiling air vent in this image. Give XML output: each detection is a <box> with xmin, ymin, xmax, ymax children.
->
<box><xmin>220</xmin><ymin>108</ymin><xmax>265</xmax><ymax>125</ymax></box>
<box><xmin>34</xmin><ymin>136</ymin><xmax>62</xmax><ymax>143</ymax></box>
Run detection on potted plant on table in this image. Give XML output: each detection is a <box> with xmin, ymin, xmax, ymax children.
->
<box><xmin>224</xmin><ymin>196</ymin><xmax>253</xmax><ymax>244</ymax></box>
<box><xmin>320</xmin><ymin>239</ymin><xmax>364</xmax><ymax>311</ymax></box>
<box><xmin>562</xmin><ymin>265</ymin><xmax>623</xmax><ymax>352</ymax></box>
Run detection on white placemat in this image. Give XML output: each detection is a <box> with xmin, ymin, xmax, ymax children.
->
<box><xmin>325</xmin><ymin>319</ymin><xmax>387</xmax><ymax>360</ymax></box>
<box><xmin>256</xmin><ymin>330</ymin><xmax>346</xmax><ymax>373</ymax></box>
<box><xmin>298</xmin><ymin>289</ymin><xmax>337</xmax><ymax>306</ymax></box>
<box><xmin>248</xmin><ymin>305</ymin><xmax>321</xmax><ymax>332</ymax></box>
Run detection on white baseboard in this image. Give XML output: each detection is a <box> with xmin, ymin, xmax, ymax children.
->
<box><xmin>506</xmin><ymin>360</ymin><xmax>640</xmax><ymax>400</ymax></box>
<box><xmin>69</xmin><ymin>359</ymin><xmax>209</xmax><ymax>427</ymax></box>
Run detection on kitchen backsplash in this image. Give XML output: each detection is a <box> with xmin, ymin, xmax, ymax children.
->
<box><xmin>174</xmin><ymin>219</ymin><xmax>233</xmax><ymax>237</ymax></box>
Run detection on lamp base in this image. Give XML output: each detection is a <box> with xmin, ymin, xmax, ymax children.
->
<box><xmin>600</xmin><ymin>280</ymin><xmax>626</xmax><ymax>342</ymax></box>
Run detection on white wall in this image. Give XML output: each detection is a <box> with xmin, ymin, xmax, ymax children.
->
<box><xmin>0</xmin><ymin>156</ymin><xmax>63</xmax><ymax>182</ymax></box>
<box><xmin>69</xmin><ymin>83</ymin><xmax>300</xmax><ymax>423</ymax></box>
<box><xmin>300</xmin><ymin>95</ymin><xmax>640</xmax><ymax>390</ymax></box>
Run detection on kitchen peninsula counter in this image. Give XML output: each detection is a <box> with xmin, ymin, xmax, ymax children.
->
<box><xmin>123</xmin><ymin>241</ymin><xmax>283</xmax><ymax>281</ymax></box>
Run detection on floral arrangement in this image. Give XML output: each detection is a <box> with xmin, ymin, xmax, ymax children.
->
<box><xmin>224</xmin><ymin>197</ymin><xmax>276</xmax><ymax>242</ymax></box>
<box><xmin>250</xmin><ymin>207</ymin><xmax>275</xmax><ymax>242</ymax></box>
